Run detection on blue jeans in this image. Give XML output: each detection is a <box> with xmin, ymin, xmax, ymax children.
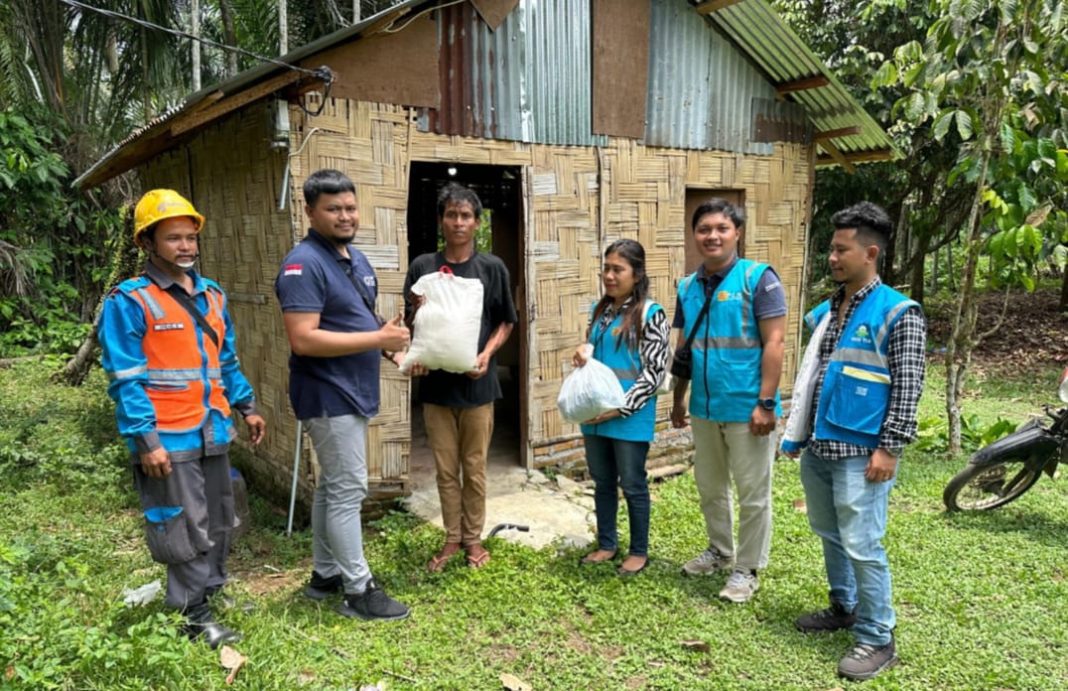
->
<box><xmin>583</xmin><ymin>435</ymin><xmax>651</xmax><ymax>557</ymax></box>
<box><xmin>799</xmin><ymin>449</ymin><xmax>896</xmax><ymax>646</ymax></box>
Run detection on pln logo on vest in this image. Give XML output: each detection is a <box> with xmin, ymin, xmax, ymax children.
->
<box><xmin>850</xmin><ymin>325</ymin><xmax>873</xmax><ymax>345</ymax></box>
<box><xmin>716</xmin><ymin>290</ymin><xmax>742</xmax><ymax>302</ymax></box>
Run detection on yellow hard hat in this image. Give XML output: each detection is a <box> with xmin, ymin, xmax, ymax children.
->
<box><xmin>133</xmin><ymin>189</ymin><xmax>205</xmax><ymax>240</ymax></box>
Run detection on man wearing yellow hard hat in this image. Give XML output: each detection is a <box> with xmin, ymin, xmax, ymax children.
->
<box><xmin>98</xmin><ymin>189</ymin><xmax>266</xmax><ymax>648</ymax></box>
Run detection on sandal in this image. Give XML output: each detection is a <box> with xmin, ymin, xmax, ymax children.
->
<box><xmin>617</xmin><ymin>555</ymin><xmax>649</xmax><ymax>577</ymax></box>
<box><xmin>465</xmin><ymin>543</ymin><xmax>491</xmax><ymax>569</ymax></box>
<box><xmin>427</xmin><ymin>542</ymin><xmax>462</xmax><ymax>573</ymax></box>
<box><xmin>579</xmin><ymin>549</ymin><xmax>617</xmax><ymax>566</ymax></box>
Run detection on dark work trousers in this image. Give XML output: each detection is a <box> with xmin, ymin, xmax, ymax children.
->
<box><xmin>133</xmin><ymin>453</ymin><xmax>235</xmax><ymax>611</ymax></box>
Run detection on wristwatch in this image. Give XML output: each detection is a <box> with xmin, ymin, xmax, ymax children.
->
<box><xmin>758</xmin><ymin>397</ymin><xmax>776</xmax><ymax>411</ymax></box>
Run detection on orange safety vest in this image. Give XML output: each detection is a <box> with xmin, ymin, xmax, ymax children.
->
<box><xmin>127</xmin><ymin>282</ymin><xmax>232</xmax><ymax>432</ymax></box>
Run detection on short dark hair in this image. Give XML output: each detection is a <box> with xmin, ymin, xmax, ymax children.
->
<box><xmin>691</xmin><ymin>198</ymin><xmax>746</xmax><ymax>232</ymax></box>
<box><xmin>303</xmin><ymin>169</ymin><xmax>356</xmax><ymax>207</ymax></box>
<box><xmin>831</xmin><ymin>201</ymin><xmax>892</xmax><ymax>256</ymax></box>
<box><xmin>437</xmin><ymin>182</ymin><xmax>483</xmax><ymax>220</ymax></box>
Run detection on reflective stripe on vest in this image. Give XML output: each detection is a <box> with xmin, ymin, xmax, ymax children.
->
<box><xmin>810</xmin><ymin>284</ymin><xmax>919</xmax><ymax>449</ymax></box>
<box><xmin>129</xmin><ymin>283</ymin><xmax>232</xmax><ymax>432</ymax></box>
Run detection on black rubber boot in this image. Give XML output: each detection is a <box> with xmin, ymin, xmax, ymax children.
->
<box><xmin>181</xmin><ymin>600</ymin><xmax>242</xmax><ymax>649</ymax></box>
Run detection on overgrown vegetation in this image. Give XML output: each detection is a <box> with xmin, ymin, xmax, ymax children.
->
<box><xmin>0</xmin><ymin>110</ymin><xmax>124</xmax><ymax>357</ymax></box>
<box><xmin>2</xmin><ymin>358</ymin><xmax>1067</xmax><ymax>689</ymax></box>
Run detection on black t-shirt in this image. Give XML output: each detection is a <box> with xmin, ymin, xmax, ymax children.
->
<box><xmin>403</xmin><ymin>251</ymin><xmax>519</xmax><ymax>408</ymax></box>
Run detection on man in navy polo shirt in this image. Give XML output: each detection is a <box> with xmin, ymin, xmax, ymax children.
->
<box><xmin>275</xmin><ymin>169</ymin><xmax>411</xmax><ymax>621</ymax></box>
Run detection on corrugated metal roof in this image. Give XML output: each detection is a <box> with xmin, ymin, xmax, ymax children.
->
<box><xmin>419</xmin><ymin>0</ymin><xmax>605</xmax><ymax>146</ymax></box>
<box><xmin>76</xmin><ymin>0</ymin><xmax>892</xmax><ymax>188</ymax></box>
<box><xmin>695</xmin><ymin>0</ymin><xmax>893</xmax><ymax>158</ymax></box>
<box><xmin>647</xmin><ymin>0</ymin><xmax>779</xmax><ymax>154</ymax></box>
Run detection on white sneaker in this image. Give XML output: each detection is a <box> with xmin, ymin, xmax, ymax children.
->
<box><xmin>681</xmin><ymin>547</ymin><xmax>732</xmax><ymax>576</ymax></box>
<box><xmin>719</xmin><ymin>569</ymin><xmax>760</xmax><ymax>603</ymax></box>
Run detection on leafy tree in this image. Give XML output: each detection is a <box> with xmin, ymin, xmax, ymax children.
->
<box><xmin>883</xmin><ymin>0</ymin><xmax>1068</xmax><ymax>453</ymax></box>
<box><xmin>774</xmin><ymin>0</ymin><xmax>976</xmax><ymax>300</ymax></box>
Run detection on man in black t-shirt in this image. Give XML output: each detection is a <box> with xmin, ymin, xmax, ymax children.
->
<box><xmin>403</xmin><ymin>183</ymin><xmax>518</xmax><ymax>572</ymax></box>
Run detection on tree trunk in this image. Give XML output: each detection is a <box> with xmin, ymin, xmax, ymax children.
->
<box><xmin>909</xmin><ymin>232</ymin><xmax>930</xmax><ymax>304</ymax></box>
<box><xmin>946</xmin><ymin>241</ymin><xmax>955</xmax><ymax>291</ymax></box>
<box><xmin>57</xmin><ymin>210</ymin><xmax>139</xmax><ymax>386</ymax></box>
<box><xmin>895</xmin><ymin>203</ymin><xmax>911</xmax><ymax>286</ymax></box>
<box><xmin>191</xmin><ymin>0</ymin><xmax>201</xmax><ymax>91</ymax></box>
<box><xmin>945</xmin><ymin>149</ymin><xmax>992</xmax><ymax>455</ymax></box>
<box><xmin>219</xmin><ymin>0</ymin><xmax>239</xmax><ymax>76</ymax></box>
<box><xmin>1059</xmin><ymin>264</ymin><xmax>1068</xmax><ymax>310</ymax></box>
<box><xmin>279</xmin><ymin>0</ymin><xmax>288</xmax><ymax>55</ymax></box>
<box><xmin>928</xmin><ymin>237</ymin><xmax>939</xmax><ymax>294</ymax></box>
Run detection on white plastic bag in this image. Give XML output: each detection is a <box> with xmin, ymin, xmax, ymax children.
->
<box><xmin>557</xmin><ymin>347</ymin><xmax>627</xmax><ymax>424</ymax></box>
<box><xmin>401</xmin><ymin>268</ymin><xmax>484</xmax><ymax>374</ymax></box>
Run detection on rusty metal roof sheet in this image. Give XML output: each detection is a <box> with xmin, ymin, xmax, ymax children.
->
<box><xmin>419</xmin><ymin>0</ymin><xmax>606</xmax><ymax>146</ymax></box>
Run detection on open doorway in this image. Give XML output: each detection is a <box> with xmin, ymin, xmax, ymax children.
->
<box><xmin>405</xmin><ymin>162</ymin><xmax>526</xmax><ymax>485</ymax></box>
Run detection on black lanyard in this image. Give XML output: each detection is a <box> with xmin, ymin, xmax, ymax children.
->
<box><xmin>343</xmin><ymin>261</ymin><xmax>384</xmax><ymax>326</ymax></box>
<box><xmin>163</xmin><ymin>284</ymin><xmax>220</xmax><ymax>349</ymax></box>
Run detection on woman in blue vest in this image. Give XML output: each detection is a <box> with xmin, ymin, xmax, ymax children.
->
<box><xmin>572</xmin><ymin>239</ymin><xmax>670</xmax><ymax>576</ymax></box>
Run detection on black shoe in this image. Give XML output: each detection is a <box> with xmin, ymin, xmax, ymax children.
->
<box><xmin>795</xmin><ymin>602</ymin><xmax>858</xmax><ymax>633</ymax></box>
<box><xmin>837</xmin><ymin>639</ymin><xmax>899</xmax><ymax>681</ymax></box>
<box><xmin>182</xmin><ymin>602</ymin><xmax>241</xmax><ymax>649</ymax></box>
<box><xmin>304</xmin><ymin>570</ymin><xmax>343</xmax><ymax>600</ymax></box>
<box><xmin>337</xmin><ymin>579</ymin><xmax>410</xmax><ymax>621</ymax></box>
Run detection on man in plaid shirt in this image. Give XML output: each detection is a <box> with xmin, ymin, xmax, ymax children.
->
<box><xmin>783</xmin><ymin>202</ymin><xmax>926</xmax><ymax>682</ymax></box>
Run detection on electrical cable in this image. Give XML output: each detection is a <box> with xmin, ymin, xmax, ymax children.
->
<box><xmin>57</xmin><ymin>0</ymin><xmax>323</xmax><ymax>79</ymax></box>
<box><xmin>57</xmin><ymin>0</ymin><xmax>335</xmax><ymax>116</ymax></box>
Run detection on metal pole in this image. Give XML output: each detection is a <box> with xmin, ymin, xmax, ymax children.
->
<box><xmin>286</xmin><ymin>419</ymin><xmax>302</xmax><ymax>536</ymax></box>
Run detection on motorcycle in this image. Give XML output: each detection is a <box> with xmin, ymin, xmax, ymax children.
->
<box><xmin>943</xmin><ymin>367</ymin><xmax>1068</xmax><ymax>512</ymax></box>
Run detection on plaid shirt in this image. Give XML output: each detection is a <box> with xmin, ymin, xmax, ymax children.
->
<box><xmin>808</xmin><ymin>276</ymin><xmax>927</xmax><ymax>460</ymax></box>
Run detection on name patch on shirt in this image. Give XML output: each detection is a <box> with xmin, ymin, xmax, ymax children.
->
<box><xmin>153</xmin><ymin>322</ymin><xmax>185</xmax><ymax>332</ymax></box>
<box><xmin>363</xmin><ymin>275</ymin><xmax>376</xmax><ymax>287</ymax></box>
<box><xmin>284</xmin><ymin>263</ymin><xmax>303</xmax><ymax>276</ymax></box>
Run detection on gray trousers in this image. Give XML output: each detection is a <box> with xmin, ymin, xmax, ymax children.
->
<box><xmin>691</xmin><ymin>419</ymin><xmax>775</xmax><ymax>571</ymax></box>
<box><xmin>133</xmin><ymin>453</ymin><xmax>234</xmax><ymax>611</ymax></box>
<box><xmin>304</xmin><ymin>414</ymin><xmax>372</xmax><ymax>594</ymax></box>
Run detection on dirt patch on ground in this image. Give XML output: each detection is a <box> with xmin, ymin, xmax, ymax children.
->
<box><xmin>926</xmin><ymin>288</ymin><xmax>1068</xmax><ymax>372</ymax></box>
<box><xmin>230</xmin><ymin>564</ymin><xmax>308</xmax><ymax>598</ymax></box>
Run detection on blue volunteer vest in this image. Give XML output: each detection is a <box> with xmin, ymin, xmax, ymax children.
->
<box><xmin>677</xmin><ymin>259</ymin><xmax>780</xmax><ymax>422</ymax></box>
<box><xmin>809</xmin><ymin>283</ymin><xmax>919</xmax><ymax>449</ymax></box>
<box><xmin>580</xmin><ymin>303</ymin><xmax>661</xmax><ymax>442</ymax></box>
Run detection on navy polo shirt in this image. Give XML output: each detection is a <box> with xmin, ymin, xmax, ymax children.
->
<box><xmin>274</xmin><ymin>229</ymin><xmax>381</xmax><ymax>420</ymax></box>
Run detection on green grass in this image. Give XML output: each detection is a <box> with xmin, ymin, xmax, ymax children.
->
<box><xmin>2</xmin><ymin>359</ymin><xmax>1068</xmax><ymax>689</ymax></box>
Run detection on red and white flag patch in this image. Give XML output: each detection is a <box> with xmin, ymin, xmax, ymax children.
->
<box><xmin>284</xmin><ymin>263</ymin><xmax>303</xmax><ymax>276</ymax></box>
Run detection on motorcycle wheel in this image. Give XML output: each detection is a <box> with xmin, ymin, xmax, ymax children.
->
<box><xmin>943</xmin><ymin>458</ymin><xmax>1043</xmax><ymax>512</ymax></box>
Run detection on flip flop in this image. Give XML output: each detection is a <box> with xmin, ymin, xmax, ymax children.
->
<box><xmin>427</xmin><ymin>543</ymin><xmax>462</xmax><ymax>573</ymax></box>
<box><xmin>465</xmin><ymin>544</ymin><xmax>491</xmax><ymax>569</ymax></box>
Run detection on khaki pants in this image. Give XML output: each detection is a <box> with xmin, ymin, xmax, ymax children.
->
<box><xmin>423</xmin><ymin>402</ymin><xmax>494</xmax><ymax>545</ymax></box>
<box><xmin>691</xmin><ymin>418</ymin><xmax>775</xmax><ymax>571</ymax></box>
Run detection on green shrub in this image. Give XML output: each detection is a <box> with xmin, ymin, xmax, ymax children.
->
<box><xmin>0</xmin><ymin>359</ymin><xmax>127</xmax><ymax>491</ymax></box>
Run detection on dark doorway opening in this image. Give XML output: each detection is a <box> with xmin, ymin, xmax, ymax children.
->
<box><xmin>405</xmin><ymin>162</ymin><xmax>526</xmax><ymax>479</ymax></box>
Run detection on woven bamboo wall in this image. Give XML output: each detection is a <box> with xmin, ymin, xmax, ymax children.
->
<box><xmin>139</xmin><ymin>101</ymin><xmax>301</xmax><ymax>496</ymax></box>
<box><xmin>289</xmin><ymin>97</ymin><xmax>813</xmax><ymax>475</ymax></box>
